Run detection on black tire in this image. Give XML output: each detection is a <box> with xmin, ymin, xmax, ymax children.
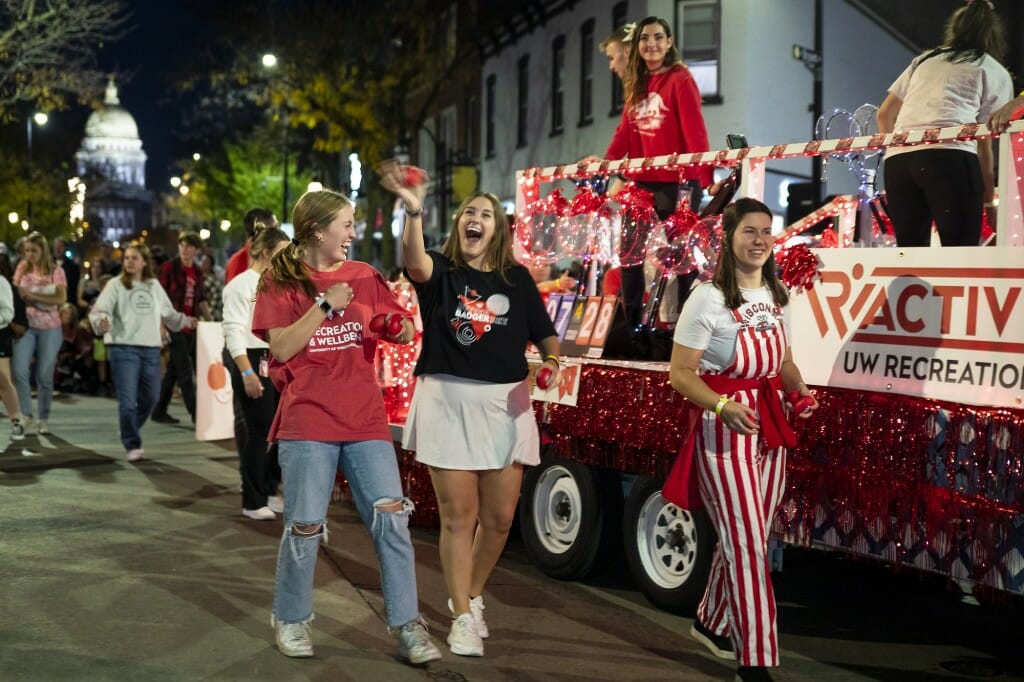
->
<box><xmin>622</xmin><ymin>475</ymin><xmax>715</xmax><ymax>614</ymax></box>
<box><xmin>518</xmin><ymin>457</ymin><xmax>621</xmax><ymax>580</ymax></box>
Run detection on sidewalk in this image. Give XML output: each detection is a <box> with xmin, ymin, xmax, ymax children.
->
<box><xmin>0</xmin><ymin>393</ymin><xmax>724</xmax><ymax>682</ymax></box>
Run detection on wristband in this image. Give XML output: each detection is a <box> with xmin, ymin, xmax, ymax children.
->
<box><xmin>241</xmin><ymin>368</ymin><xmax>255</xmax><ymax>377</ymax></box>
<box><xmin>543</xmin><ymin>354</ymin><xmax>560</xmax><ymax>367</ymax></box>
<box><xmin>714</xmin><ymin>395</ymin><xmax>730</xmax><ymax>416</ymax></box>
<box><xmin>404</xmin><ymin>205</ymin><xmax>423</xmax><ymax>217</ymax></box>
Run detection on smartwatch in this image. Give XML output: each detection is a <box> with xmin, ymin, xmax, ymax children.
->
<box><xmin>315</xmin><ymin>295</ymin><xmax>332</xmax><ymax>316</ymax></box>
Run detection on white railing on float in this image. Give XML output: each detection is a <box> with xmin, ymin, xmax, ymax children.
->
<box><xmin>515</xmin><ymin>119</ymin><xmax>1024</xmax><ymax>248</ymax></box>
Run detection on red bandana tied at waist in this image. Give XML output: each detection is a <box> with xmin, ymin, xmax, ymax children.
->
<box><xmin>661</xmin><ymin>374</ymin><xmax>796</xmax><ymax>510</ymax></box>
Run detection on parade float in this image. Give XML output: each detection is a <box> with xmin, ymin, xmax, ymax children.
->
<box><xmin>379</xmin><ymin>119</ymin><xmax>1024</xmax><ymax>614</ymax></box>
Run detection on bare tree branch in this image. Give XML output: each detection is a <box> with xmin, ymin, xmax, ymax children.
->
<box><xmin>0</xmin><ymin>0</ymin><xmax>131</xmax><ymax>118</ymax></box>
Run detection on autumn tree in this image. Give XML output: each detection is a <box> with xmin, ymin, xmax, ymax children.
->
<box><xmin>174</xmin><ymin>0</ymin><xmax>491</xmax><ymax>268</ymax></box>
<box><xmin>0</xmin><ymin>0</ymin><xmax>130</xmax><ymax>118</ymax></box>
<box><xmin>163</xmin><ymin>125</ymin><xmax>312</xmax><ymax>246</ymax></box>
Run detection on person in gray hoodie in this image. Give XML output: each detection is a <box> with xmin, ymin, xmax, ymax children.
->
<box><xmin>89</xmin><ymin>243</ymin><xmax>196</xmax><ymax>462</ymax></box>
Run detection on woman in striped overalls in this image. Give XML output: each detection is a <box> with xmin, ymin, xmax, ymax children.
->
<box><xmin>669</xmin><ymin>198</ymin><xmax>818</xmax><ymax>682</ymax></box>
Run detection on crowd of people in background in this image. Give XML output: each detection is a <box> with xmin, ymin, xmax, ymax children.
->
<box><xmin>0</xmin><ymin>231</ymin><xmax>228</xmax><ymax>440</ymax></box>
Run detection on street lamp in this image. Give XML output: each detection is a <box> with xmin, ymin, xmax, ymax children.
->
<box><xmin>262</xmin><ymin>52</ymin><xmax>289</xmax><ymax>221</ymax></box>
<box><xmin>26</xmin><ymin>111</ymin><xmax>48</xmax><ymax>225</ymax></box>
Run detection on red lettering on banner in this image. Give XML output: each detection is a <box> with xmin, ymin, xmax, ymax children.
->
<box><xmin>820</xmin><ymin>271</ymin><xmax>850</xmax><ymax>337</ymax></box>
<box><xmin>558</xmin><ymin>365</ymin><xmax>578</xmax><ymax>399</ymax></box>
<box><xmin>967</xmin><ymin>286</ymin><xmax>978</xmax><ymax>336</ymax></box>
<box><xmin>896</xmin><ymin>283</ymin><xmax>927</xmax><ymax>333</ymax></box>
<box><xmin>849</xmin><ymin>282</ymin><xmax>877</xmax><ymax>324</ymax></box>
<box><xmin>860</xmin><ymin>288</ymin><xmax>894</xmax><ymax>331</ymax></box>
<box><xmin>985</xmin><ymin>286</ymin><xmax>1020</xmax><ymax>336</ymax></box>
<box><xmin>932</xmin><ymin>285</ymin><xmax>964</xmax><ymax>335</ymax></box>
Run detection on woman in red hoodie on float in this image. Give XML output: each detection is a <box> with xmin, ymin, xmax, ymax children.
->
<box><xmin>602</xmin><ymin>16</ymin><xmax>713</xmax><ymax>330</ymax></box>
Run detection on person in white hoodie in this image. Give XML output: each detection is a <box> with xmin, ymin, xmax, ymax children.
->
<box><xmin>89</xmin><ymin>243</ymin><xmax>196</xmax><ymax>462</ymax></box>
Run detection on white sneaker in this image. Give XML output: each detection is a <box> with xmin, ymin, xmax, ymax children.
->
<box><xmin>395</xmin><ymin>619</ymin><xmax>442</xmax><ymax>664</ymax></box>
<box><xmin>127</xmin><ymin>448</ymin><xmax>145</xmax><ymax>462</ymax></box>
<box><xmin>446</xmin><ymin>613</ymin><xmax>483</xmax><ymax>657</ymax></box>
<box><xmin>272</xmin><ymin>615</ymin><xmax>313</xmax><ymax>657</ymax></box>
<box><xmin>448</xmin><ymin>596</ymin><xmax>488</xmax><ymax>638</ymax></box>
<box><xmin>243</xmin><ymin>506</ymin><xmax>276</xmax><ymax>521</ymax></box>
<box><xmin>36</xmin><ymin>419</ymin><xmax>49</xmax><ymax>435</ymax></box>
<box><xmin>267</xmin><ymin>495</ymin><xmax>284</xmax><ymax>514</ymax></box>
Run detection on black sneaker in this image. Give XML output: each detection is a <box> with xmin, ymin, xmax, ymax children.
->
<box><xmin>150</xmin><ymin>412</ymin><xmax>180</xmax><ymax>424</ymax></box>
<box><xmin>690</xmin><ymin>620</ymin><xmax>735</xmax><ymax>660</ymax></box>
<box><xmin>735</xmin><ymin>666</ymin><xmax>774</xmax><ymax>682</ymax></box>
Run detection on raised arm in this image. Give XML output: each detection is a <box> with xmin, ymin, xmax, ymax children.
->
<box><xmin>378</xmin><ymin>159</ymin><xmax>433</xmax><ymax>283</ymax></box>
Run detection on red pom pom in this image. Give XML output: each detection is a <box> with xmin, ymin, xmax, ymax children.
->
<box><xmin>371</xmin><ymin>313</ymin><xmax>406</xmax><ymax>338</ymax></box>
<box><xmin>778</xmin><ymin>243</ymin><xmax>822</xmax><ymax>293</ymax></box>
<box><xmin>384</xmin><ymin>314</ymin><xmax>404</xmax><ymax>337</ymax></box>
<box><xmin>536</xmin><ymin>366</ymin><xmax>553</xmax><ymax>390</ymax></box>
<box><xmin>403</xmin><ymin>166</ymin><xmax>427</xmax><ymax>188</ymax></box>
<box><xmin>787</xmin><ymin>390</ymin><xmax>814</xmax><ymax>416</ymax></box>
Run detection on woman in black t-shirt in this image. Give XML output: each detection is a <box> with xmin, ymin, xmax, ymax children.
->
<box><xmin>380</xmin><ymin>161</ymin><xmax>560</xmax><ymax>658</ymax></box>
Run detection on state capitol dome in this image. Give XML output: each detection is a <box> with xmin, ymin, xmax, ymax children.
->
<box><xmin>76</xmin><ymin>76</ymin><xmax>147</xmax><ymax>189</ymax></box>
<box><xmin>76</xmin><ymin>76</ymin><xmax>152</xmax><ymax>242</ymax></box>
<box><xmin>84</xmin><ymin>87</ymin><xmax>140</xmax><ymax>140</ymax></box>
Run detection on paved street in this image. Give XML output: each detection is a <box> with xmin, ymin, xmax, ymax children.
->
<box><xmin>1</xmin><ymin>393</ymin><xmax>1021</xmax><ymax>681</ymax></box>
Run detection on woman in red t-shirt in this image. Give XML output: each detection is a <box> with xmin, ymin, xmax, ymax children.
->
<box><xmin>251</xmin><ymin>189</ymin><xmax>441</xmax><ymax>665</ymax></box>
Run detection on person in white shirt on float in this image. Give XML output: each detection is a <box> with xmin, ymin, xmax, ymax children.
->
<box><xmin>877</xmin><ymin>0</ymin><xmax>1012</xmax><ymax>247</ymax></box>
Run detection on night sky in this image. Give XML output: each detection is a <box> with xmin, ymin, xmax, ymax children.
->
<box><xmin>100</xmin><ymin>1</ymin><xmax>209</xmax><ymax>191</ymax></box>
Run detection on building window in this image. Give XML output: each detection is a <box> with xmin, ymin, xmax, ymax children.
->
<box><xmin>517</xmin><ymin>55</ymin><xmax>529</xmax><ymax>148</ymax></box>
<box><xmin>611</xmin><ymin>1</ymin><xmax>628</xmax><ymax>114</ymax></box>
<box><xmin>464</xmin><ymin>95</ymin><xmax>477</xmax><ymax>158</ymax></box>
<box><xmin>676</xmin><ymin>0</ymin><xmax>722</xmax><ymax>101</ymax></box>
<box><xmin>551</xmin><ymin>36</ymin><xmax>565</xmax><ymax>135</ymax></box>
<box><xmin>579</xmin><ymin>18</ymin><xmax>594</xmax><ymax>125</ymax></box>
<box><xmin>485</xmin><ymin>75</ymin><xmax>496</xmax><ymax>158</ymax></box>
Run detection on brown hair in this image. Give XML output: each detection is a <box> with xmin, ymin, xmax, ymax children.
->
<box><xmin>624</xmin><ymin>17</ymin><xmax>683</xmax><ymax>108</ymax></box>
<box><xmin>262</xmin><ymin>190</ymin><xmax>352</xmax><ymax>300</ymax></box>
<box><xmin>248</xmin><ymin>226</ymin><xmax>290</xmax><ymax>262</ymax></box>
<box><xmin>441</xmin><ymin>192</ymin><xmax>517</xmax><ymax>281</ymax></box>
<box><xmin>119</xmin><ymin>243</ymin><xmax>156</xmax><ymax>290</ymax></box>
<box><xmin>712</xmin><ymin>198</ymin><xmax>789</xmax><ymax>310</ymax></box>
<box><xmin>941</xmin><ymin>1</ymin><xmax>1006</xmax><ymax>62</ymax></box>
<box><xmin>177</xmin><ymin>231</ymin><xmax>203</xmax><ymax>248</ymax></box>
<box><xmin>244</xmin><ymin>207</ymin><xmax>277</xmax><ymax>239</ymax></box>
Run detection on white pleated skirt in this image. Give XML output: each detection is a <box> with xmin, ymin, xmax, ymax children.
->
<box><xmin>402</xmin><ymin>374</ymin><xmax>540</xmax><ymax>470</ymax></box>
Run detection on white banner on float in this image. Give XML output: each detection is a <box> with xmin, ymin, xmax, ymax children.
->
<box><xmin>195</xmin><ymin>321</ymin><xmax>235</xmax><ymax>441</ymax></box>
<box><xmin>789</xmin><ymin>247</ymin><xmax>1024</xmax><ymax>409</ymax></box>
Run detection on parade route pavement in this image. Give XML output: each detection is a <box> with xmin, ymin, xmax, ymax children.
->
<box><xmin>1</xmin><ymin>393</ymin><xmax>1021</xmax><ymax>681</ymax></box>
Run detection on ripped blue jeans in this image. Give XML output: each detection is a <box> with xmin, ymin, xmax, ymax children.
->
<box><xmin>273</xmin><ymin>439</ymin><xmax>420</xmax><ymax>629</ymax></box>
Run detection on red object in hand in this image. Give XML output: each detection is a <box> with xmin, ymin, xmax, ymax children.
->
<box><xmin>787</xmin><ymin>390</ymin><xmax>814</xmax><ymax>416</ymax></box>
<box><xmin>369</xmin><ymin>313</ymin><xmax>406</xmax><ymax>338</ymax></box>
<box><xmin>536</xmin><ymin>366</ymin><xmax>553</xmax><ymax>390</ymax></box>
<box><xmin>403</xmin><ymin>166</ymin><xmax>427</xmax><ymax>188</ymax></box>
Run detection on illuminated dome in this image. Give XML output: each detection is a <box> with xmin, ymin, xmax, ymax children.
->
<box><xmin>76</xmin><ymin>76</ymin><xmax>147</xmax><ymax>188</ymax></box>
<box><xmin>84</xmin><ymin>80</ymin><xmax>140</xmax><ymax>140</ymax></box>
<box><xmin>76</xmin><ymin>75</ymin><xmax>152</xmax><ymax>243</ymax></box>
